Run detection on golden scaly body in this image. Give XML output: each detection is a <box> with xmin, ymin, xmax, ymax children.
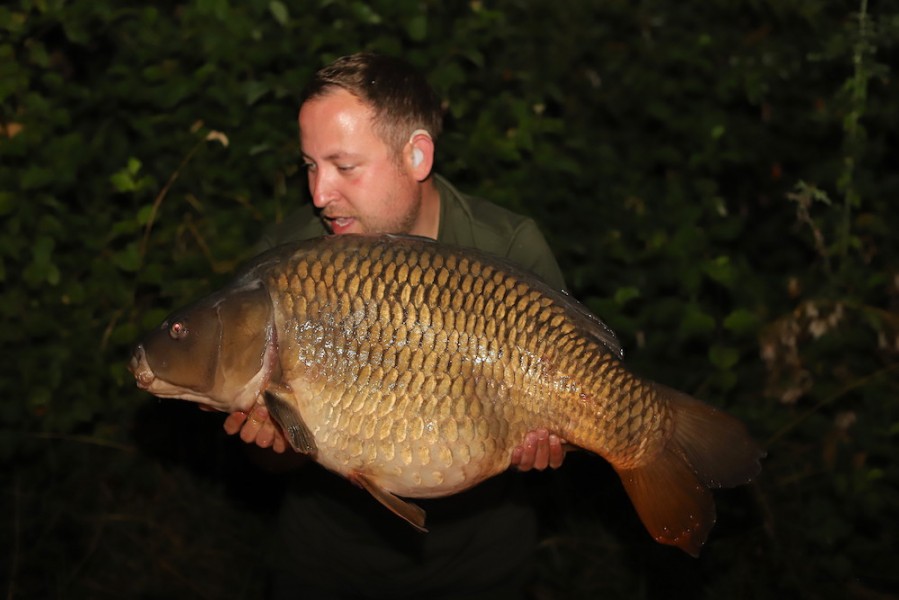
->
<box><xmin>266</xmin><ymin>235</ymin><xmax>669</xmax><ymax>498</ymax></box>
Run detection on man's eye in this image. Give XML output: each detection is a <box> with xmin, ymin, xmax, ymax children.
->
<box><xmin>302</xmin><ymin>162</ymin><xmax>316</xmax><ymax>172</ymax></box>
<box><xmin>337</xmin><ymin>164</ymin><xmax>355</xmax><ymax>172</ymax></box>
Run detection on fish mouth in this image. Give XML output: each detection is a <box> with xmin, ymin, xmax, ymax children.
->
<box><xmin>128</xmin><ymin>345</ymin><xmax>156</xmax><ymax>390</ymax></box>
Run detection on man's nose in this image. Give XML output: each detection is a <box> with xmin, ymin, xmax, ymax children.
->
<box><xmin>309</xmin><ymin>169</ymin><xmax>337</xmax><ymax>208</ymax></box>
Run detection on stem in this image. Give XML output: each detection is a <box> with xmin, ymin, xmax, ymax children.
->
<box><xmin>138</xmin><ymin>138</ymin><xmax>207</xmax><ymax>265</ymax></box>
<box><xmin>839</xmin><ymin>0</ymin><xmax>869</xmax><ymax>268</ymax></box>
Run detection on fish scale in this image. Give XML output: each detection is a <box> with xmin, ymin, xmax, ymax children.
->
<box><xmin>130</xmin><ymin>233</ymin><xmax>763</xmax><ymax>555</ymax></box>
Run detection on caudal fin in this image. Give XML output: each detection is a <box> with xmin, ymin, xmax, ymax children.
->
<box><xmin>617</xmin><ymin>384</ymin><xmax>764</xmax><ymax>556</ymax></box>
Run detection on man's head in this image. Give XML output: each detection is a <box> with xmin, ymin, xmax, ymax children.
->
<box><xmin>301</xmin><ymin>52</ymin><xmax>443</xmax><ymax>156</ymax></box>
<box><xmin>298</xmin><ymin>52</ymin><xmax>444</xmax><ymax>237</ymax></box>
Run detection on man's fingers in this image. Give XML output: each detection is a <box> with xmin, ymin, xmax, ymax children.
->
<box><xmin>239</xmin><ymin>416</ymin><xmax>261</xmax><ymax>444</ymax></box>
<box><xmin>512</xmin><ymin>431</ymin><xmax>539</xmax><ymax>471</ymax></box>
<box><xmin>255</xmin><ymin>420</ymin><xmax>276</xmax><ymax>448</ymax></box>
<box><xmin>511</xmin><ymin>429</ymin><xmax>570</xmax><ymax>472</ymax></box>
<box><xmin>548</xmin><ymin>434</ymin><xmax>565</xmax><ymax>469</ymax></box>
<box><xmin>223</xmin><ymin>411</ymin><xmax>247</xmax><ymax>435</ymax></box>
<box><xmin>249</xmin><ymin>404</ymin><xmax>270</xmax><ymax>422</ymax></box>
<box><xmin>510</xmin><ymin>445</ymin><xmax>524</xmax><ymax>467</ymax></box>
<box><xmin>221</xmin><ymin>404</ymin><xmax>291</xmax><ymax>453</ymax></box>
<box><xmin>271</xmin><ymin>434</ymin><xmax>288</xmax><ymax>454</ymax></box>
<box><xmin>532</xmin><ymin>429</ymin><xmax>550</xmax><ymax>470</ymax></box>
<box><xmin>236</xmin><ymin>405</ymin><xmax>263</xmax><ymax>443</ymax></box>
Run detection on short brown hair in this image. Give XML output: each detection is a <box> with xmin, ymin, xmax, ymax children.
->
<box><xmin>301</xmin><ymin>52</ymin><xmax>443</xmax><ymax>154</ymax></box>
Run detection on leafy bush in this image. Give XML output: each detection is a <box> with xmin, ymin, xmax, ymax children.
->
<box><xmin>2</xmin><ymin>1</ymin><xmax>897</xmax><ymax>598</ymax></box>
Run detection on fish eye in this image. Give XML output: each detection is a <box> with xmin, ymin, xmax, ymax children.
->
<box><xmin>169</xmin><ymin>321</ymin><xmax>188</xmax><ymax>340</ymax></box>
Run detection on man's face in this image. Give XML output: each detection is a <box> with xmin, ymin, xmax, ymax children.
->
<box><xmin>298</xmin><ymin>88</ymin><xmax>421</xmax><ymax>235</ymax></box>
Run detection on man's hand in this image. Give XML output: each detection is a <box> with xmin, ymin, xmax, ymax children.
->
<box><xmin>510</xmin><ymin>428</ymin><xmax>567</xmax><ymax>471</ymax></box>
<box><xmin>223</xmin><ymin>404</ymin><xmax>290</xmax><ymax>454</ymax></box>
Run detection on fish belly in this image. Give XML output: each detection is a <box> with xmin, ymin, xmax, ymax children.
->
<box><xmin>283</xmin><ymin>362</ymin><xmax>537</xmax><ymax>498</ymax></box>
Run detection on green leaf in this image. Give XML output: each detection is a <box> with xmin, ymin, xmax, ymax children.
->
<box><xmin>141</xmin><ymin>308</ymin><xmax>171</xmax><ymax>330</ymax></box>
<box><xmin>109</xmin><ymin>321</ymin><xmax>140</xmax><ymax>346</ymax></box>
<box><xmin>703</xmin><ymin>255</ymin><xmax>737</xmax><ymax>288</ymax></box>
<box><xmin>679</xmin><ymin>304</ymin><xmax>716</xmax><ymax>338</ymax></box>
<box><xmin>33</xmin><ymin>236</ymin><xmax>54</xmax><ymax>262</ymax></box>
<box><xmin>110</xmin><ymin>158</ymin><xmax>154</xmax><ymax>194</ymax></box>
<box><xmin>20</xmin><ymin>166</ymin><xmax>56</xmax><ymax>190</ymax></box>
<box><xmin>351</xmin><ymin>2</ymin><xmax>381</xmax><ymax>24</ymax></box>
<box><xmin>137</xmin><ymin>204</ymin><xmax>155</xmax><ymax>226</ymax></box>
<box><xmin>269</xmin><ymin>1</ymin><xmax>289</xmax><ymax>26</ymax></box>
<box><xmin>111</xmin><ymin>158</ymin><xmax>140</xmax><ymax>192</ymax></box>
<box><xmin>45</xmin><ymin>263</ymin><xmax>60</xmax><ymax>285</ymax></box>
<box><xmin>245</xmin><ymin>80</ymin><xmax>271</xmax><ymax>106</ymax></box>
<box><xmin>110</xmin><ymin>218</ymin><xmax>140</xmax><ymax>237</ymax></box>
<box><xmin>124</xmin><ymin>157</ymin><xmax>139</xmax><ymax>174</ymax></box>
<box><xmin>23</xmin><ymin>260</ymin><xmax>56</xmax><ymax>287</ymax></box>
<box><xmin>406</xmin><ymin>15</ymin><xmax>427</xmax><ymax>41</ymax></box>
<box><xmin>112</xmin><ymin>243</ymin><xmax>142</xmax><ymax>273</ymax></box>
<box><xmin>0</xmin><ymin>191</ymin><xmax>12</xmax><ymax>216</ymax></box>
<box><xmin>613</xmin><ymin>286</ymin><xmax>640</xmax><ymax>305</ymax></box>
<box><xmin>110</xmin><ymin>171</ymin><xmax>136</xmax><ymax>193</ymax></box>
<box><xmin>723</xmin><ymin>308</ymin><xmax>760</xmax><ymax>336</ymax></box>
<box><xmin>709</xmin><ymin>344</ymin><xmax>740</xmax><ymax>370</ymax></box>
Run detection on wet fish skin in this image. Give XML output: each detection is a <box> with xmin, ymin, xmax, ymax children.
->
<box><xmin>268</xmin><ymin>237</ymin><xmax>650</xmax><ymax>485</ymax></box>
<box><xmin>130</xmin><ymin>234</ymin><xmax>763</xmax><ymax>556</ymax></box>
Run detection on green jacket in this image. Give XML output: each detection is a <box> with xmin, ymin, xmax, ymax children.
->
<box><xmin>258</xmin><ymin>174</ymin><xmax>565</xmax><ymax>290</ymax></box>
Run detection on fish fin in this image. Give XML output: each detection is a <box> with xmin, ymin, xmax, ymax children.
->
<box><xmin>350</xmin><ymin>472</ymin><xmax>428</xmax><ymax>533</ymax></box>
<box><xmin>618</xmin><ymin>444</ymin><xmax>715</xmax><ymax>557</ymax></box>
<box><xmin>617</xmin><ymin>384</ymin><xmax>764</xmax><ymax>557</ymax></box>
<box><xmin>658</xmin><ymin>384</ymin><xmax>765</xmax><ymax>488</ymax></box>
<box><xmin>264</xmin><ymin>384</ymin><xmax>317</xmax><ymax>455</ymax></box>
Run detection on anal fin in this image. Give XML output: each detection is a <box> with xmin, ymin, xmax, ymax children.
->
<box><xmin>350</xmin><ymin>472</ymin><xmax>428</xmax><ymax>533</ymax></box>
<box><xmin>264</xmin><ymin>382</ymin><xmax>317</xmax><ymax>455</ymax></box>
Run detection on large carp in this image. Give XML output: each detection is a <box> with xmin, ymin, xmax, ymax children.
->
<box><xmin>129</xmin><ymin>234</ymin><xmax>763</xmax><ymax>556</ymax></box>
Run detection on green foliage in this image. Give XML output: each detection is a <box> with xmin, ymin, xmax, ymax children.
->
<box><xmin>2</xmin><ymin>0</ymin><xmax>897</xmax><ymax>598</ymax></box>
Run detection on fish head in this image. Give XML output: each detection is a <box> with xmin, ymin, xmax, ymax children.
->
<box><xmin>129</xmin><ymin>281</ymin><xmax>277</xmax><ymax>413</ymax></box>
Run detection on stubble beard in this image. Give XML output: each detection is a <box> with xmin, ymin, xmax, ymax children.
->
<box><xmin>396</xmin><ymin>190</ymin><xmax>421</xmax><ymax>235</ymax></box>
<box><xmin>375</xmin><ymin>180</ymin><xmax>422</xmax><ymax>236</ymax></box>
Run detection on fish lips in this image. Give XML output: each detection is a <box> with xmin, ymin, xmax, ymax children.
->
<box><xmin>129</xmin><ymin>344</ymin><xmax>156</xmax><ymax>390</ymax></box>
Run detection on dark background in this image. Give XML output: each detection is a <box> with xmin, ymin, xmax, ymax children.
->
<box><xmin>2</xmin><ymin>1</ymin><xmax>897</xmax><ymax>598</ymax></box>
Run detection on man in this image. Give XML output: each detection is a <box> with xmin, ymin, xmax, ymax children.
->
<box><xmin>225</xmin><ymin>52</ymin><xmax>567</xmax><ymax>599</ymax></box>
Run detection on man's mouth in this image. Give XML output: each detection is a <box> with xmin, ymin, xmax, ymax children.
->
<box><xmin>326</xmin><ymin>216</ymin><xmax>356</xmax><ymax>234</ymax></box>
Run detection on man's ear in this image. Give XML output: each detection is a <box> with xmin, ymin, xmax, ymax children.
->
<box><xmin>407</xmin><ymin>129</ymin><xmax>434</xmax><ymax>181</ymax></box>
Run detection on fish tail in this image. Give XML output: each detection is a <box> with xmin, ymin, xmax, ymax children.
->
<box><xmin>616</xmin><ymin>384</ymin><xmax>764</xmax><ymax>556</ymax></box>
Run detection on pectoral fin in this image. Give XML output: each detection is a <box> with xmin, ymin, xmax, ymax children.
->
<box><xmin>264</xmin><ymin>382</ymin><xmax>317</xmax><ymax>455</ymax></box>
<box><xmin>350</xmin><ymin>472</ymin><xmax>428</xmax><ymax>533</ymax></box>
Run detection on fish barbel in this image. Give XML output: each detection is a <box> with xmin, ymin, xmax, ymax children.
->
<box><xmin>129</xmin><ymin>234</ymin><xmax>763</xmax><ymax>555</ymax></box>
